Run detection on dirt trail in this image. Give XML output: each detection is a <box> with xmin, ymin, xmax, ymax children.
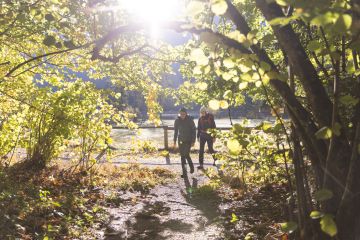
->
<box><xmin>101</xmin><ymin>152</ymin><xmax>227</xmax><ymax>240</ymax></box>
<box><xmin>103</xmin><ymin>173</ymin><xmax>225</xmax><ymax>240</ymax></box>
<box><xmin>99</xmin><ymin>153</ymin><xmax>286</xmax><ymax>240</ymax></box>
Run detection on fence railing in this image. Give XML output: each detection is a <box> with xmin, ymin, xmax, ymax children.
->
<box><xmin>112</xmin><ymin>125</ymin><xmax>233</xmax><ymax>149</ymax></box>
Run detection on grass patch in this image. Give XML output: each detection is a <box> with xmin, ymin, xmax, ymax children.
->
<box><xmin>96</xmin><ymin>163</ymin><xmax>175</xmax><ymax>192</ymax></box>
<box><xmin>0</xmin><ymin>162</ymin><xmax>175</xmax><ymax>239</ymax></box>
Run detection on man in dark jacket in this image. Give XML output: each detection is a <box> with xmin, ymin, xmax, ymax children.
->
<box><xmin>173</xmin><ymin>107</ymin><xmax>196</xmax><ymax>177</ymax></box>
<box><xmin>197</xmin><ymin>106</ymin><xmax>217</xmax><ymax>169</ymax></box>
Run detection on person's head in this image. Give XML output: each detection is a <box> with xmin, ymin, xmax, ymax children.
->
<box><xmin>179</xmin><ymin>107</ymin><xmax>187</xmax><ymax>119</ymax></box>
<box><xmin>200</xmin><ymin>106</ymin><xmax>207</xmax><ymax>117</ymax></box>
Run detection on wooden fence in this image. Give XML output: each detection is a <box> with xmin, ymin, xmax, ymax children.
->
<box><xmin>112</xmin><ymin>125</ymin><xmax>233</xmax><ymax>149</ymax></box>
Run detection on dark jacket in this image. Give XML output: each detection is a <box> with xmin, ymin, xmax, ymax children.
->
<box><xmin>197</xmin><ymin>113</ymin><xmax>216</xmax><ymax>138</ymax></box>
<box><xmin>174</xmin><ymin>115</ymin><xmax>196</xmax><ymax>143</ymax></box>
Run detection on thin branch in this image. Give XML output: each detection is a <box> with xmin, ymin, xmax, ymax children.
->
<box><xmin>0</xmin><ymin>61</ymin><xmax>10</xmax><ymax>67</ymax></box>
<box><xmin>11</xmin><ymin>55</ymin><xmax>59</xmax><ymax>78</ymax></box>
<box><xmin>297</xmin><ymin>20</ymin><xmax>331</xmax><ymax>79</ymax></box>
<box><xmin>92</xmin><ymin>44</ymin><xmax>149</xmax><ymax>63</ymax></box>
<box><xmin>4</xmin><ymin>43</ymin><xmax>91</xmax><ymax>78</ymax></box>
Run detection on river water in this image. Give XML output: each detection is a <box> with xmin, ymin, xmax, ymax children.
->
<box><xmin>110</xmin><ymin>118</ymin><xmax>271</xmax><ymax>150</ymax></box>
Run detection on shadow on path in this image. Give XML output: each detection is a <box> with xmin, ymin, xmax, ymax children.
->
<box><xmin>181</xmin><ymin>173</ymin><xmax>222</xmax><ymax>224</ymax></box>
<box><xmin>105</xmin><ymin>200</ymin><xmax>193</xmax><ymax>240</ymax></box>
<box><xmin>104</xmin><ymin>170</ymin><xmax>223</xmax><ymax>240</ymax></box>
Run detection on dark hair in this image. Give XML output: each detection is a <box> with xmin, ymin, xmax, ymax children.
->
<box><xmin>179</xmin><ymin>107</ymin><xmax>187</xmax><ymax>113</ymax></box>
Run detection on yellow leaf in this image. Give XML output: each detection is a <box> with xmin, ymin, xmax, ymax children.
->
<box><xmin>227</xmin><ymin>139</ymin><xmax>242</xmax><ymax>154</ymax></box>
<box><xmin>222</xmin><ymin>72</ymin><xmax>233</xmax><ymax>81</ymax></box>
<box><xmin>223</xmin><ymin>58</ymin><xmax>235</xmax><ymax>68</ymax></box>
<box><xmin>239</xmin><ymin>82</ymin><xmax>248</xmax><ymax>90</ymax></box>
<box><xmin>211</xmin><ymin>0</ymin><xmax>228</xmax><ymax>15</ymax></box>
<box><xmin>255</xmin><ymin>81</ymin><xmax>262</xmax><ymax>87</ymax></box>
<box><xmin>209</xmin><ymin>99</ymin><xmax>220</xmax><ymax>110</ymax></box>
<box><xmin>197</xmin><ymin>82</ymin><xmax>208</xmax><ymax>90</ymax></box>
<box><xmin>186</xmin><ymin>1</ymin><xmax>206</xmax><ymax>17</ymax></box>
<box><xmin>193</xmin><ymin>66</ymin><xmax>202</xmax><ymax>75</ymax></box>
<box><xmin>220</xmin><ymin>100</ymin><xmax>229</xmax><ymax>109</ymax></box>
<box><xmin>190</xmin><ymin>48</ymin><xmax>209</xmax><ymax>66</ymax></box>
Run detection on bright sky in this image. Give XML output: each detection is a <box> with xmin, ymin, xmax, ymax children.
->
<box><xmin>120</xmin><ymin>0</ymin><xmax>185</xmax><ymax>39</ymax></box>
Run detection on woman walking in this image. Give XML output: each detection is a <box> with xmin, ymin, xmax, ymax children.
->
<box><xmin>197</xmin><ymin>107</ymin><xmax>217</xmax><ymax>169</ymax></box>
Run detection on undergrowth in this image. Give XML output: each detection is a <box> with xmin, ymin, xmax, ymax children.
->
<box><xmin>0</xmin><ymin>163</ymin><xmax>175</xmax><ymax>239</ymax></box>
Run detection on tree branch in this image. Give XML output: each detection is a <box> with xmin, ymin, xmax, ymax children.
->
<box><xmin>4</xmin><ymin>43</ymin><xmax>91</xmax><ymax>78</ymax></box>
<box><xmin>255</xmin><ymin>0</ymin><xmax>333</xmax><ymax>127</ymax></box>
<box><xmin>91</xmin><ymin>44</ymin><xmax>150</xmax><ymax>63</ymax></box>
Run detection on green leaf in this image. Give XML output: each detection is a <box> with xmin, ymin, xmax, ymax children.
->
<box><xmin>315</xmin><ymin>126</ymin><xmax>332</xmax><ymax>139</ymax></box>
<box><xmin>262</xmin><ymin>121</ymin><xmax>272</xmax><ymax>131</ymax></box>
<box><xmin>211</xmin><ymin>0</ymin><xmax>228</xmax><ymax>15</ymax></box>
<box><xmin>43</xmin><ymin>36</ymin><xmax>56</xmax><ymax>46</ymax></box>
<box><xmin>17</xmin><ymin>13</ymin><xmax>27</xmax><ymax>22</ymax></box>
<box><xmin>280</xmin><ymin>221</ymin><xmax>298</xmax><ymax>233</ymax></box>
<box><xmin>308</xmin><ymin>41</ymin><xmax>322</xmax><ymax>52</ymax></box>
<box><xmin>64</xmin><ymin>40</ymin><xmax>75</xmax><ymax>49</ymax></box>
<box><xmin>339</xmin><ymin>95</ymin><xmax>359</xmax><ymax>106</ymax></box>
<box><xmin>314</xmin><ymin>189</ymin><xmax>333</xmax><ymax>201</ymax></box>
<box><xmin>275</xmin><ymin>0</ymin><xmax>290</xmax><ymax>6</ymax></box>
<box><xmin>269</xmin><ymin>17</ymin><xmax>291</xmax><ymax>26</ymax></box>
<box><xmin>244</xmin><ymin>232</ymin><xmax>255</xmax><ymax>240</ymax></box>
<box><xmin>223</xmin><ymin>90</ymin><xmax>233</xmax><ymax>99</ymax></box>
<box><xmin>55</xmin><ymin>42</ymin><xmax>62</xmax><ymax>49</ymax></box>
<box><xmin>310</xmin><ymin>211</ymin><xmax>324</xmax><ymax>219</ymax></box>
<box><xmin>332</xmin><ymin>122</ymin><xmax>341</xmax><ymax>136</ymax></box>
<box><xmin>260</xmin><ymin>61</ymin><xmax>271</xmax><ymax>71</ymax></box>
<box><xmin>230</xmin><ymin>213</ymin><xmax>239</xmax><ymax>223</ymax></box>
<box><xmin>311</xmin><ymin>12</ymin><xmax>339</xmax><ymax>27</ymax></box>
<box><xmin>115</xmin><ymin>93</ymin><xmax>121</xmax><ymax>99</ymax></box>
<box><xmin>51</xmin><ymin>201</ymin><xmax>61</xmax><ymax>207</ymax></box>
<box><xmin>45</xmin><ymin>13</ymin><xmax>55</xmax><ymax>21</ymax></box>
<box><xmin>333</xmin><ymin>14</ymin><xmax>352</xmax><ymax>33</ymax></box>
<box><xmin>320</xmin><ymin>214</ymin><xmax>337</xmax><ymax>237</ymax></box>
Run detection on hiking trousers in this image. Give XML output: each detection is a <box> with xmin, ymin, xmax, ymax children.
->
<box><xmin>179</xmin><ymin>141</ymin><xmax>194</xmax><ymax>174</ymax></box>
<box><xmin>199</xmin><ymin>134</ymin><xmax>216</xmax><ymax>166</ymax></box>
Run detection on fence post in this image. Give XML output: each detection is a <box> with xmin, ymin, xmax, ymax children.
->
<box><xmin>163</xmin><ymin>126</ymin><xmax>169</xmax><ymax>150</ymax></box>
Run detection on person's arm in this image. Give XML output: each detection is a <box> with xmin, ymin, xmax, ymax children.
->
<box><xmin>191</xmin><ymin>118</ymin><xmax>196</xmax><ymax>145</ymax></box>
<box><xmin>210</xmin><ymin>114</ymin><xmax>216</xmax><ymax>142</ymax></box>
<box><xmin>211</xmin><ymin>114</ymin><xmax>216</xmax><ymax>129</ymax></box>
<box><xmin>197</xmin><ymin>118</ymin><xmax>200</xmax><ymax>140</ymax></box>
<box><xmin>173</xmin><ymin>119</ymin><xmax>178</xmax><ymax>146</ymax></box>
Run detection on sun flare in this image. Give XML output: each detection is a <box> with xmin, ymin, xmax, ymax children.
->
<box><xmin>120</xmin><ymin>0</ymin><xmax>184</xmax><ymax>38</ymax></box>
<box><xmin>120</xmin><ymin>0</ymin><xmax>183</xmax><ymax>24</ymax></box>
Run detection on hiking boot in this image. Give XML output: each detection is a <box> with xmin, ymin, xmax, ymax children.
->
<box><xmin>197</xmin><ymin>165</ymin><xmax>204</xmax><ymax>170</ymax></box>
<box><xmin>181</xmin><ymin>173</ymin><xmax>188</xmax><ymax>178</ymax></box>
<box><xmin>190</xmin><ymin>166</ymin><xmax>194</xmax><ymax>174</ymax></box>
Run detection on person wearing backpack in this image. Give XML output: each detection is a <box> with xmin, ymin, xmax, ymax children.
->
<box><xmin>173</xmin><ymin>107</ymin><xmax>196</xmax><ymax>177</ymax></box>
<box><xmin>197</xmin><ymin>106</ymin><xmax>217</xmax><ymax>169</ymax></box>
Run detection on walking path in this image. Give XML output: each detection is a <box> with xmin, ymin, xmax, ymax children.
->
<box><xmin>102</xmin><ymin>153</ymin><xmax>227</xmax><ymax>240</ymax></box>
<box><xmin>103</xmin><ymin>173</ymin><xmax>224</xmax><ymax>240</ymax></box>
